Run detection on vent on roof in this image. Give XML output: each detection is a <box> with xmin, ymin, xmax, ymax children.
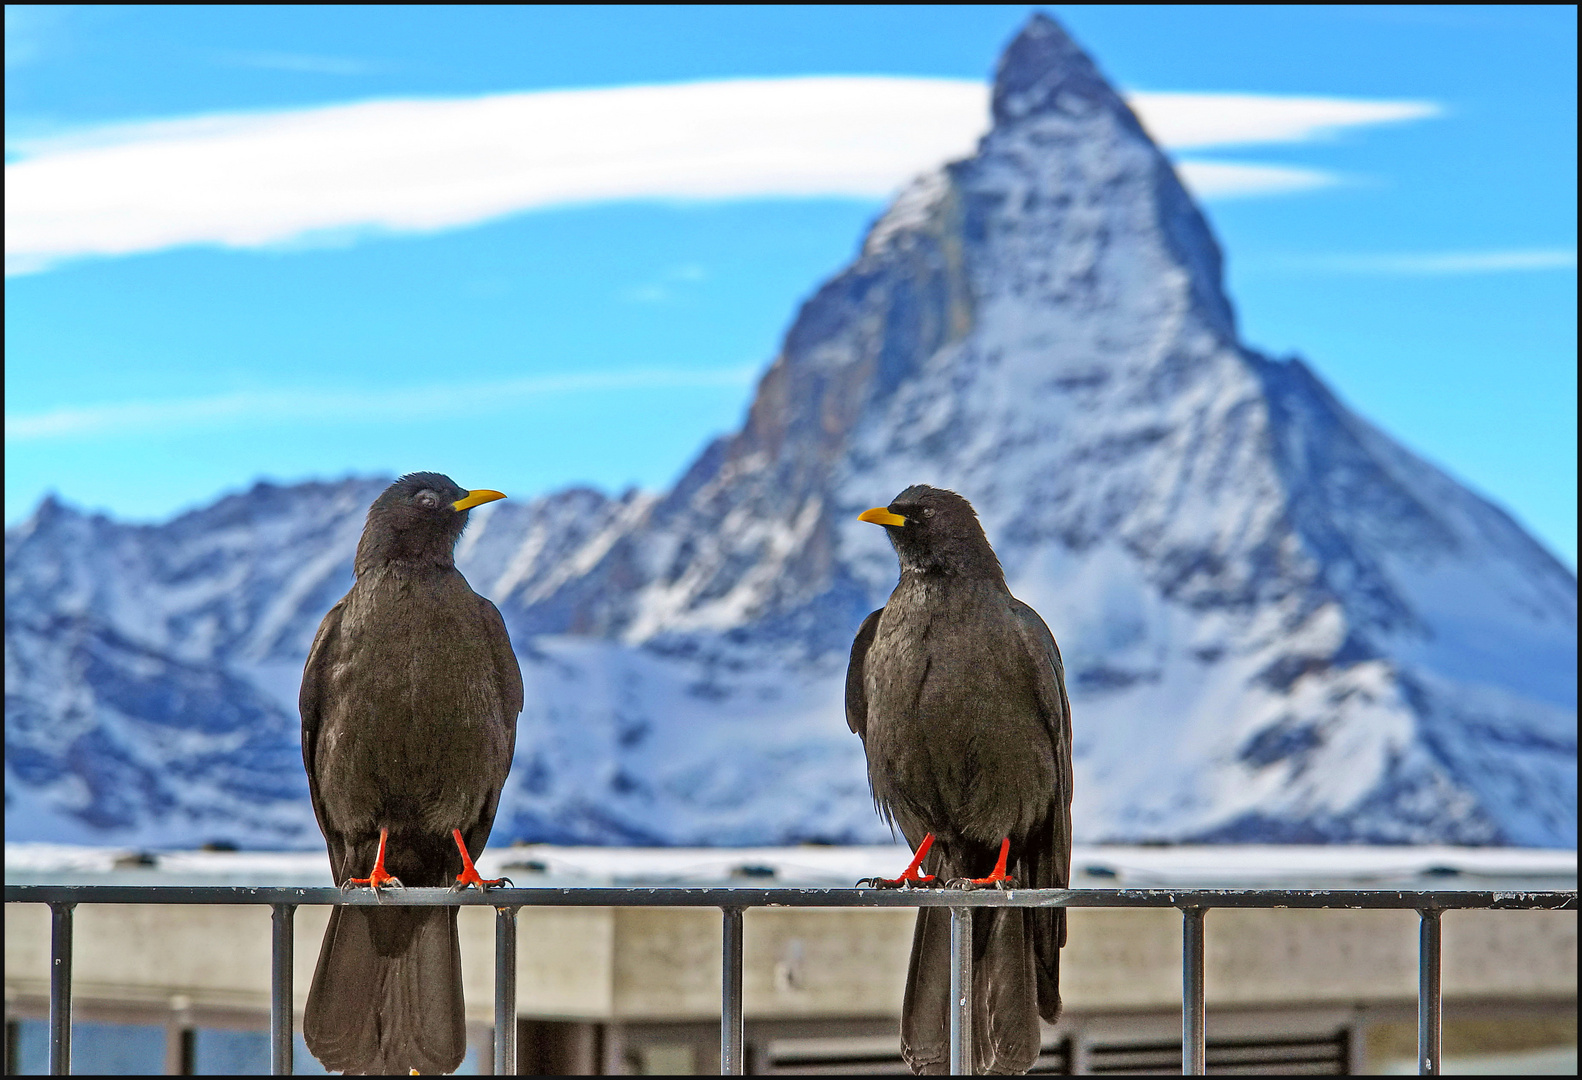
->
<box><xmin>1026</xmin><ymin>1038</ymin><xmax>1075</xmax><ymax>1073</ymax></box>
<box><xmin>1084</xmin><ymin>1032</ymin><xmax>1350</xmax><ymax>1074</ymax></box>
<box><xmin>753</xmin><ymin>1035</ymin><xmax>909</xmax><ymax>1074</ymax></box>
<box><xmin>750</xmin><ymin>1030</ymin><xmax>1349</xmax><ymax>1075</ymax></box>
<box><xmin>751</xmin><ymin>1035</ymin><xmax>1074</xmax><ymax>1074</ymax></box>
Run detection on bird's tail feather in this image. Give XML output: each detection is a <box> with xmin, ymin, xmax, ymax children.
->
<box><xmin>901</xmin><ymin>906</ymin><xmax>1043</xmax><ymax>1075</ymax></box>
<box><xmin>1034</xmin><ymin>915</ymin><xmax>1064</xmax><ymax>1025</ymax></box>
<box><xmin>304</xmin><ymin>905</ymin><xmax>466</xmax><ymax>1075</ymax></box>
<box><xmin>1020</xmin><ymin>833</ymin><xmax>1066</xmax><ymax>1024</ymax></box>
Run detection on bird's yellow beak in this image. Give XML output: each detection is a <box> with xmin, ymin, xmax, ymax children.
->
<box><xmin>858</xmin><ymin>507</ymin><xmax>907</xmax><ymax>527</ymax></box>
<box><xmin>452</xmin><ymin>489</ymin><xmax>507</xmax><ymax>512</ymax></box>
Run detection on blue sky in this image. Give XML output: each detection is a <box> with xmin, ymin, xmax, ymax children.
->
<box><xmin>5</xmin><ymin>5</ymin><xmax>1577</xmax><ymax>567</ymax></box>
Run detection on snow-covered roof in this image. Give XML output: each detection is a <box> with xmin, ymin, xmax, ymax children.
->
<box><xmin>6</xmin><ymin>842</ymin><xmax>1573</xmax><ymax>890</ymax></box>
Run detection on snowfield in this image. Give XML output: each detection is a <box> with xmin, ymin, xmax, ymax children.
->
<box><xmin>5</xmin><ymin>17</ymin><xmax>1574</xmax><ymax>850</ymax></box>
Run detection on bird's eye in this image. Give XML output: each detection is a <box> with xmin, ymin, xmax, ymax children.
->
<box><xmin>416</xmin><ymin>491</ymin><xmax>439</xmax><ymax>509</ymax></box>
<box><xmin>922</xmin><ymin>507</ymin><xmax>935</xmax><ymax>519</ymax></box>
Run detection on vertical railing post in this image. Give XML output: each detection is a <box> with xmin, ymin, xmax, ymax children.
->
<box><xmin>1418</xmin><ymin>908</ymin><xmax>1442</xmax><ymax>1076</ymax></box>
<box><xmin>1181</xmin><ymin>907</ymin><xmax>1205</xmax><ymax>1076</ymax></box>
<box><xmin>271</xmin><ymin>903</ymin><xmax>296</xmax><ymax>1077</ymax></box>
<box><xmin>720</xmin><ymin>906</ymin><xmax>745</xmax><ymax>1075</ymax></box>
<box><xmin>949</xmin><ymin>904</ymin><xmax>973</xmax><ymax>1076</ymax></box>
<box><xmin>48</xmin><ymin>902</ymin><xmax>74</xmax><ymax>1076</ymax></box>
<box><xmin>495</xmin><ymin>906</ymin><xmax>519</xmax><ymax>1076</ymax></box>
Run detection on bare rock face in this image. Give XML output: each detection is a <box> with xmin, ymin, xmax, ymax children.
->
<box><xmin>6</xmin><ymin>15</ymin><xmax>1575</xmax><ymax>848</ymax></box>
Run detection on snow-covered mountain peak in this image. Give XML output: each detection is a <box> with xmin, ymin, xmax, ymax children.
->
<box><xmin>991</xmin><ymin>12</ymin><xmax>1138</xmax><ymax>128</ymax></box>
<box><xmin>5</xmin><ymin>14</ymin><xmax>1573</xmax><ymax>849</ymax></box>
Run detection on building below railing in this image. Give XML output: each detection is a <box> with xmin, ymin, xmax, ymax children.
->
<box><xmin>4</xmin><ymin>884</ymin><xmax>1576</xmax><ymax>1076</ymax></box>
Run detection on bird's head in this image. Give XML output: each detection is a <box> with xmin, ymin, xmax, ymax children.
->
<box><xmin>858</xmin><ymin>484</ymin><xmax>1003</xmax><ymax>582</ymax></box>
<box><xmin>355</xmin><ymin>472</ymin><xmax>506</xmax><ymax>574</ymax></box>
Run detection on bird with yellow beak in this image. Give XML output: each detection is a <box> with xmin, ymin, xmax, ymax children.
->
<box><xmin>848</xmin><ymin>484</ymin><xmax>1073</xmax><ymax>1075</ymax></box>
<box><xmin>300</xmin><ymin>472</ymin><xmax>523</xmax><ymax>1075</ymax></box>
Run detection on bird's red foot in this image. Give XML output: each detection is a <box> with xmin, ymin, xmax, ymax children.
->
<box><xmin>858</xmin><ymin>833</ymin><xmax>939</xmax><ymax>888</ymax></box>
<box><xmin>948</xmin><ymin>837</ymin><xmax>1016</xmax><ymax>891</ymax></box>
<box><xmin>343</xmin><ymin>827</ymin><xmax>405</xmax><ymax>897</ymax></box>
<box><xmin>450</xmin><ymin>828</ymin><xmax>513</xmax><ymax>891</ymax></box>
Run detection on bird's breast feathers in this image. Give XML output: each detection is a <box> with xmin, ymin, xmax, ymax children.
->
<box><xmin>867</xmin><ymin>586</ymin><xmax>1041</xmax><ymax>724</ymax></box>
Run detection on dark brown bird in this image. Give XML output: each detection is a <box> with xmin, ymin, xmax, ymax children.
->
<box><xmin>300</xmin><ymin>472</ymin><xmax>523</xmax><ymax>1075</ymax></box>
<box><xmin>847</xmin><ymin>485</ymin><xmax>1073</xmax><ymax>1075</ymax></box>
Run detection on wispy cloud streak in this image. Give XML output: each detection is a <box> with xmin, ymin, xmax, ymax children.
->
<box><xmin>1173</xmin><ymin>161</ymin><xmax>1337</xmax><ymax>198</ymax></box>
<box><xmin>5</xmin><ymin>367</ymin><xmax>758</xmax><ymax>441</ymax></box>
<box><xmin>218</xmin><ymin>51</ymin><xmax>378</xmax><ymax>76</ymax></box>
<box><xmin>5</xmin><ymin>79</ymin><xmax>1440</xmax><ymax>274</ymax></box>
<box><xmin>1126</xmin><ymin>92</ymin><xmax>1436</xmax><ymax>149</ymax></box>
<box><xmin>1269</xmin><ymin>248</ymin><xmax>1578</xmax><ymax>275</ymax></box>
<box><xmin>3</xmin><ymin>4</ymin><xmax>66</xmax><ymax>69</ymax></box>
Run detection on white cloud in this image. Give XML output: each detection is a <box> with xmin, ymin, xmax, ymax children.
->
<box><xmin>1125</xmin><ymin>92</ymin><xmax>1437</xmax><ymax>149</ymax></box>
<box><xmin>4</xmin><ymin>78</ymin><xmax>1439</xmax><ymax>274</ymax></box>
<box><xmin>1274</xmin><ymin>248</ymin><xmax>1578</xmax><ymax>275</ymax></box>
<box><xmin>1173</xmin><ymin>160</ymin><xmax>1337</xmax><ymax>198</ymax></box>
<box><xmin>4</xmin><ymin>367</ymin><xmax>758</xmax><ymax>442</ymax></box>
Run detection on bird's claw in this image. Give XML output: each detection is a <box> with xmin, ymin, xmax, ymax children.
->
<box><xmin>946</xmin><ymin>875</ymin><xmax>1016</xmax><ymax>891</ymax></box>
<box><xmin>342</xmin><ymin>875</ymin><xmax>405</xmax><ymax>903</ymax></box>
<box><xmin>856</xmin><ymin>873</ymin><xmax>939</xmax><ymax>889</ymax></box>
<box><xmin>856</xmin><ymin>876</ymin><xmax>903</xmax><ymax>889</ymax></box>
<box><xmin>452</xmin><ymin>871</ymin><xmax>513</xmax><ymax>892</ymax></box>
<box><xmin>341</xmin><ymin>875</ymin><xmax>403</xmax><ymax>889</ymax></box>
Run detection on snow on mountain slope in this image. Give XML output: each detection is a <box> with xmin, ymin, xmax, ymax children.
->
<box><xmin>5</xmin><ymin>14</ymin><xmax>1574</xmax><ymax>849</ymax></box>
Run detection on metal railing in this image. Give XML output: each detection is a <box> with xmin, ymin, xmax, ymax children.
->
<box><xmin>5</xmin><ymin>884</ymin><xmax>1575</xmax><ymax>1076</ymax></box>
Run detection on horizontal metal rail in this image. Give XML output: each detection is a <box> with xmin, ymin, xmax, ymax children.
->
<box><xmin>6</xmin><ymin>885</ymin><xmax>1575</xmax><ymax>1077</ymax></box>
<box><xmin>8</xmin><ymin>884</ymin><xmax>1575</xmax><ymax>907</ymax></box>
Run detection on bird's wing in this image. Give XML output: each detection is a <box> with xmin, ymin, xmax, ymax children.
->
<box><xmin>1008</xmin><ymin>598</ymin><xmax>1072</xmax><ymax>796</ymax></box>
<box><xmin>1009</xmin><ymin>597</ymin><xmax>1074</xmax><ymax>1013</ymax></box>
<box><xmin>300</xmin><ymin>598</ymin><xmax>348</xmax><ymax>877</ymax></box>
<box><xmin>1009</xmin><ymin>597</ymin><xmax>1072</xmax><ymax>881</ymax></box>
<box><xmin>479</xmin><ymin>596</ymin><xmax>523</xmax><ymax>741</ymax></box>
<box><xmin>463</xmin><ymin>596</ymin><xmax>523</xmax><ymax>855</ymax></box>
<box><xmin>844</xmin><ymin>609</ymin><xmax>884</xmax><ymax>741</ymax></box>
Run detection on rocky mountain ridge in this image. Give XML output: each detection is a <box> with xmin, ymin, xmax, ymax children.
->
<box><xmin>6</xmin><ymin>14</ymin><xmax>1574</xmax><ymax>849</ymax></box>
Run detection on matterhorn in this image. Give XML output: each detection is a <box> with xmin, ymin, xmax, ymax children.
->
<box><xmin>6</xmin><ymin>15</ymin><xmax>1574</xmax><ymax>849</ymax></box>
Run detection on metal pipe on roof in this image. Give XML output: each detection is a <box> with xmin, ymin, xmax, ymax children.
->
<box><xmin>48</xmin><ymin>902</ymin><xmax>73</xmax><ymax>1076</ymax></box>
<box><xmin>495</xmin><ymin>905</ymin><xmax>519</xmax><ymax>1076</ymax></box>
<box><xmin>949</xmin><ymin>904</ymin><xmax>973</xmax><ymax>1075</ymax></box>
<box><xmin>270</xmin><ymin>903</ymin><xmax>295</xmax><ymax>1077</ymax></box>
<box><xmin>1418</xmin><ymin>908</ymin><xmax>1442</xmax><ymax>1076</ymax></box>
<box><xmin>1182</xmin><ymin>907</ymin><xmax>1205</xmax><ymax>1075</ymax></box>
<box><xmin>721</xmin><ymin>906</ymin><xmax>745</xmax><ymax>1075</ymax></box>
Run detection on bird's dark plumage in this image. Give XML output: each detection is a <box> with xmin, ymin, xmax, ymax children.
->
<box><xmin>847</xmin><ymin>485</ymin><xmax>1073</xmax><ymax>1075</ymax></box>
<box><xmin>301</xmin><ymin>472</ymin><xmax>522</xmax><ymax>1075</ymax></box>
